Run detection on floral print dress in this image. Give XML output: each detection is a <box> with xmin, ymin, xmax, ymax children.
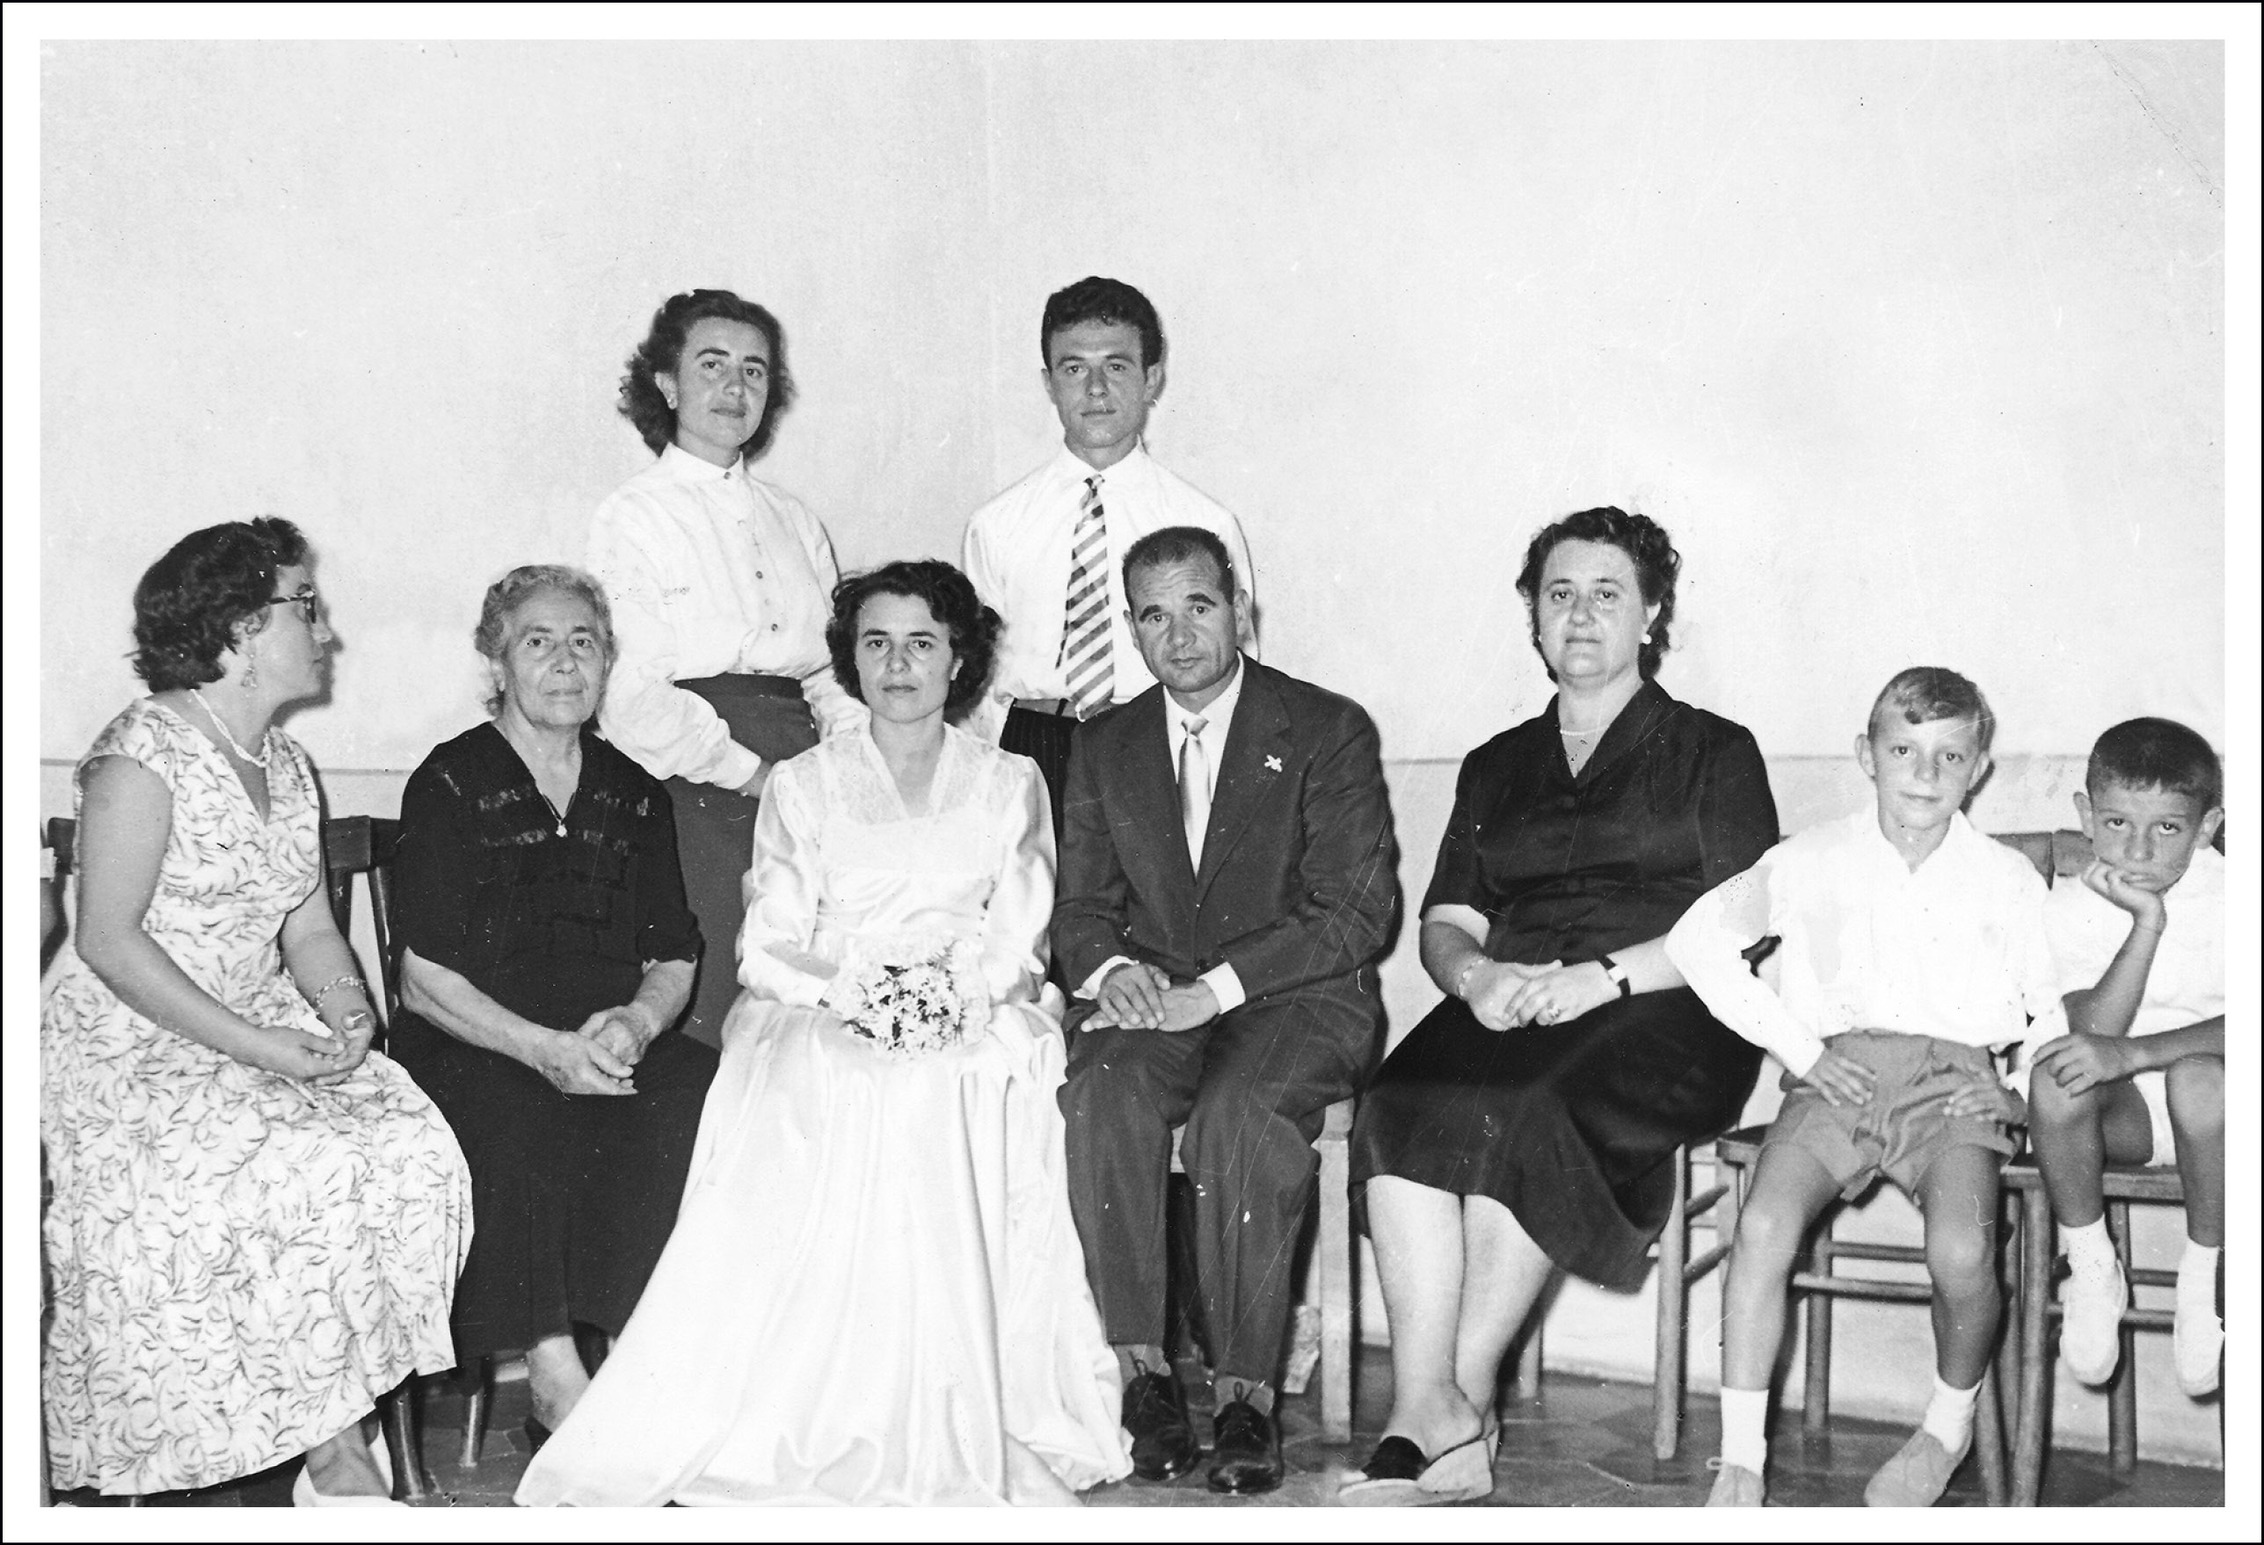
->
<box><xmin>41</xmin><ymin>700</ymin><xmax>472</xmax><ymax>1496</ymax></box>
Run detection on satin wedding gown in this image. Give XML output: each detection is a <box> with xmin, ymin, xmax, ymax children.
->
<box><xmin>516</xmin><ymin>726</ymin><xmax>1130</xmax><ymax>1505</ymax></box>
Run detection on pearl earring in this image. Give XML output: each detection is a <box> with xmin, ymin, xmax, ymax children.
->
<box><xmin>241</xmin><ymin>656</ymin><xmax>259</xmax><ymax>691</ymax></box>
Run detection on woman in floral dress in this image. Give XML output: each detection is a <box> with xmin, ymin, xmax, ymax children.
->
<box><xmin>41</xmin><ymin>519</ymin><xmax>471</xmax><ymax>1503</ymax></box>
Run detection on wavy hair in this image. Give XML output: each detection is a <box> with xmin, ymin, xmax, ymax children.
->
<box><xmin>1514</xmin><ymin>506</ymin><xmax>1680</xmax><ymax>681</ymax></box>
<box><xmin>131</xmin><ymin>518</ymin><xmax>310</xmax><ymax>691</ymax></box>
<box><xmin>618</xmin><ymin>289</ymin><xmax>795</xmax><ymax>461</ymax></box>
<box><xmin>473</xmin><ymin>564</ymin><xmax>615</xmax><ymax>717</ymax></box>
<box><xmin>826</xmin><ymin>560</ymin><xmax>1001</xmax><ymax>721</ymax></box>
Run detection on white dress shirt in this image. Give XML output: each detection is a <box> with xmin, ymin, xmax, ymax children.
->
<box><xmin>588</xmin><ymin>445</ymin><xmax>865</xmax><ymax>789</ymax></box>
<box><xmin>2043</xmin><ymin>843</ymin><xmax>2224</xmax><ymax>1039</ymax></box>
<box><xmin>1666</xmin><ymin>808</ymin><xmax>2067</xmax><ymax>1090</ymax></box>
<box><xmin>962</xmin><ymin>443</ymin><xmax>1257</xmax><ymax>741</ymax></box>
<box><xmin>1076</xmin><ymin>657</ymin><xmax>1251</xmax><ymax>1016</ymax></box>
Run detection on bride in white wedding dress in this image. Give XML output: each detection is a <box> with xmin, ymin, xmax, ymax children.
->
<box><xmin>516</xmin><ymin>561</ymin><xmax>1130</xmax><ymax>1506</ymax></box>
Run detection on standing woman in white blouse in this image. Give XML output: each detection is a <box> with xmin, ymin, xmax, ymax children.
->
<box><xmin>590</xmin><ymin>289</ymin><xmax>865</xmax><ymax>1047</ymax></box>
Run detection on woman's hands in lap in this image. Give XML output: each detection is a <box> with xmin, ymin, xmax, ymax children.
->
<box><xmin>574</xmin><ymin>1003</ymin><xmax>661</xmax><ymax>1069</ymax></box>
<box><xmin>236</xmin><ymin>1024</ymin><xmax>360</xmax><ymax>1081</ymax></box>
<box><xmin>531</xmin><ymin>1027</ymin><xmax>638</xmax><ymax>1096</ymax></box>
<box><xmin>1464</xmin><ymin>959</ymin><xmax>1618</xmax><ymax>1032</ymax></box>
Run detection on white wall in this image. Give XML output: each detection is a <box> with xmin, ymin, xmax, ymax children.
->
<box><xmin>39</xmin><ymin>39</ymin><xmax>2227</xmax><ymax>1465</ymax></box>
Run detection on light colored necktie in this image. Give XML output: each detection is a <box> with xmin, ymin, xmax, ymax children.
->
<box><xmin>1179</xmin><ymin>716</ymin><xmax>1211</xmax><ymax>867</ymax></box>
<box><xmin>1059</xmin><ymin>474</ymin><xmax>1113</xmax><ymax>719</ymax></box>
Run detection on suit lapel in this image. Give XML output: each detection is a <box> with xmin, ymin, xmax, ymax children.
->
<box><xmin>1195</xmin><ymin>661</ymin><xmax>1292</xmax><ymax>898</ymax></box>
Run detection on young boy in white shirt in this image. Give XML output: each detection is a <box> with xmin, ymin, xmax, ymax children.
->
<box><xmin>1667</xmin><ymin>668</ymin><xmax>2066</xmax><ymax>1507</ymax></box>
<box><xmin>2028</xmin><ymin>718</ymin><xmax>2225</xmax><ymax>1397</ymax></box>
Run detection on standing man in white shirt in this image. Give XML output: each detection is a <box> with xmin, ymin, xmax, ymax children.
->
<box><xmin>962</xmin><ymin>277</ymin><xmax>1256</xmax><ymax>833</ymax></box>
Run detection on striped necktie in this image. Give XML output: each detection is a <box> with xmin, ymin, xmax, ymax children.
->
<box><xmin>1060</xmin><ymin>474</ymin><xmax>1114</xmax><ymax>719</ymax></box>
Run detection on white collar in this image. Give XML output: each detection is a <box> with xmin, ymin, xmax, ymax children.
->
<box><xmin>1049</xmin><ymin>440</ymin><xmax>1150</xmax><ymax>491</ymax></box>
<box><xmin>657</xmin><ymin>442</ymin><xmax>743</xmax><ymax>484</ymax></box>
<box><xmin>1165</xmin><ymin>654</ymin><xmax>1245</xmax><ymax>737</ymax></box>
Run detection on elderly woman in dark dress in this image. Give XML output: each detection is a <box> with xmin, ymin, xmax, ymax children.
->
<box><xmin>389</xmin><ymin>565</ymin><xmax>710</xmax><ymax>1444</ymax></box>
<box><xmin>1342</xmin><ymin>508</ymin><xmax>1778</xmax><ymax>1504</ymax></box>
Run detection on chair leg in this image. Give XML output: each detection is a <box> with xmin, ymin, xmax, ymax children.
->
<box><xmin>1975</xmin><ymin>1363</ymin><xmax>2008</xmax><ymax>1505</ymax></box>
<box><xmin>377</xmin><ymin>1379</ymin><xmax>434</xmax><ymax>1500</ymax></box>
<box><xmin>1318</xmin><ymin>1130</ymin><xmax>1354</xmax><ymax>1442</ymax></box>
<box><xmin>2014</xmin><ymin>1182</ymin><xmax>2053</xmax><ymax>1505</ymax></box>
<box><xmin>1994</xmin><ymin>1192</ymin><xmax>2025</xmax><ymax>1498</ymax></box>
<box><xmin>1802</xmin><ymin>1222</ymin><xmax>1835</xmax><ymax>1439</ymax></box>
<box><xmin>459</xmin><ymin>1356</ymin><xmax>493</xmax><ymax>1469</ymax></box>
<box><xmin>2106</xmin><ymin>1200</ymin><xmax>2137</xmax><ymax>1478</ymax></box>
<box><xmin>1514</xmin><ymin>1316</ymin><xmax>1544</xmax><ymax>1394</ymax></box>
<box><xmin>1652</xmin><ymin>1143</ymin><xmax>1689</xmax><ymax>1460</ymax></box>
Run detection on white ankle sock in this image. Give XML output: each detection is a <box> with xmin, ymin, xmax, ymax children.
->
<box><xmin>2178</xmin><ymin>1240</ymin><xmax>2221</xmax><ymax>1315</ymax></box>
<box><xmin>1719</xmin><ymin>1386</ymin><xmax>1769</xmax><ymax>1474</ymax></box>
<box><xmin>2062</xmin><ymin>1216</ymin><xmax>2115</xmax><ymax>1274</ymax></box>
<box><xmin>1920</xmin><ymin>1375</ymin><xmax>1979</xmax><ymax>1452</ymax></box>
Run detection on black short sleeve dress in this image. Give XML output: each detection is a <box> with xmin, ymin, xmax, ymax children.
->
<box><xmin>388</xmin><ymin>722</ymin><xmax>715</xmax><ymax>1361</ymax></box>
<box><xmin>1348</xmin><ymin>682</ymin><xmax>1778</xmax><ymax>1290</ymax></box>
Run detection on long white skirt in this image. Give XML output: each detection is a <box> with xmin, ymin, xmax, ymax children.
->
<box><xmin>515</xmin><ymin>993</ymin><xmax>1130</xmax><ymax>1506</ymax></box>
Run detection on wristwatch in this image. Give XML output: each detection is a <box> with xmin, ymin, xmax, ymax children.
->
<box><xmin>1597</xmin><ymin>954</ymin><xmax>1633</xmax><ymax>999</ymax></box>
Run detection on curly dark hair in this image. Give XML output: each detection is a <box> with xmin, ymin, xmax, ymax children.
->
<box><xmin>1514</xmin><ymin>506</ymin><xmax>1680</xmax><ymax>681</ymax></box>
<box><xmin>131</xmin><ymin>518</ymin><xmax>311</xmax><ymax>691</ymax></box>
<box><xmin>1041</xmin><ymin>276</ymin><xmax>1165</xmax><ymax>370</ymax></box>
<box><xmin>826</xmin><ymin>561</ymin><xmax>1001</xmax><ymax>722</ymax></box>
<box><xmin>618</xmin><ymin>289</ymin><xmax>795</xmax><ymax>461</ymax></box>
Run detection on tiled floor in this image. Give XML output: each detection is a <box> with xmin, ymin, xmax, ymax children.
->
<box><xmin>51</xmin><ymin>1345</ymin><xmax>2223</xmax><ymax>1509</ymax></box>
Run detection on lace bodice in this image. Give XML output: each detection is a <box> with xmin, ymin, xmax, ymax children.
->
<box><xmin>736</xmin><ymin>726</ymin><xmax>1057</xmax><ymax>1011</ymax></box>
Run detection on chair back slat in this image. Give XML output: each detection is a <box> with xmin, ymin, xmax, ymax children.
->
<box><xmin>319</xmin><ymin>815</ymin><xmax>403</xmax><ymax>1044</ymax></box>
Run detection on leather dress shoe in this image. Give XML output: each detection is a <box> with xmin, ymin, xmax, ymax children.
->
<box><xmin>1207</xmin><ymin>1398</ymin><xmax>1284</xmax><ymax>1495</ymax></box>
<box><xmin>1120</xmin><ymin>1368</ymin><xmax>1200</xmax><ymax>1482</ymax></box>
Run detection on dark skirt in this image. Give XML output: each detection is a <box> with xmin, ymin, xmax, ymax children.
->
<box><xmin>391</xmin><ymin>1020</ymin><xmax>718</xmax><ymax>1362</ymax></box>
<box><xmin>665</xmin><ymin>675</ymin><xmax>819</xmax><ymax>1048</ymax></box>
<box><xmin>1349</xmin><ymin>988</ymin><xmax>1761</xmax><ymax>1291</ymax></box>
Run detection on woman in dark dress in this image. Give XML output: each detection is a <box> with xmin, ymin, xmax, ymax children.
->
<box><xmin>389</xmin><ymin>564</ymin><xmax>712</xmax><ymax>1443</ymax></box>
<box><xmin>1342</xmin><ymin>508</ymin><xmax>1777</xmax><ymax>1504</ymax></box>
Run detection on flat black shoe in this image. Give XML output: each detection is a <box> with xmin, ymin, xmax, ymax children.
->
<box><xmin>522</xmin><ymin>1416</ymin><xmax>551</xmax><ymax>1454</ymax></box>
<box><xmin>1120</xmin><ymin>1368</ymin><xmax>1200</xmax><ymax>1482</ymax></box>
<box><xmin>1207</xmin><ymin>1398</ymin><xmax>1284</xmax><ymax>1495</ymax></box>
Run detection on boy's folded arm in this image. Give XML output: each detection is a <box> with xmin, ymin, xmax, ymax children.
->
<box><xmin>1665</xmin><ymin>867</ymin><xmax>1828</xmax><ymax>1079</ymax></box>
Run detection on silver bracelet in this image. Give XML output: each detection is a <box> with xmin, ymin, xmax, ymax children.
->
<box><xmin>311</xmin><ymin>974</ymin><xmax>368</xmax><ymax>1007</ymax></box>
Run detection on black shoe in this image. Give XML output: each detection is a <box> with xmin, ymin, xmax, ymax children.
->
<box><xmin>1206</xmin><ymin>1398</ymin><xmax>1284</xmax><ymax>1495</ymax></box>
<box><xmin>522</xmin><ymin>1416</ymin><xmax>551</xmax><ymax>1454</ymax></box>
<box><xmin>1120</xmin><ymin>1368</ymin><xmax>1201</xmax><ymax>1482</ymax></box>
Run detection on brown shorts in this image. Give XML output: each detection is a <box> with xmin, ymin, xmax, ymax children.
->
<box><xmin>1765</xmin><ymin>1031</ymin><xmax>2015</xmax><ymax>1202</ymax></box>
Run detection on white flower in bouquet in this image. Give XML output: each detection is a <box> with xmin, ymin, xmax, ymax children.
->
<box><xmin>825</xmin><ymin>935</ymin><xmax>989</xmax><ymax>1056</ymax></box>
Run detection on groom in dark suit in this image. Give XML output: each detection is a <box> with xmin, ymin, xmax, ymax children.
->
<box><xmin>1054</xmin><ymin>525</ymin><xmax>1397</xmax><ymax>1494</ymax></box>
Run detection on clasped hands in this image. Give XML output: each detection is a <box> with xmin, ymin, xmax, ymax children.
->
<box><xmin>1085</xmin><ymin>962</ymin><xmax>1220</xmax><ymax>1033</ymax></box>
<box><xmin>535</xmin><ymin>1003</ymin><xmax>662</xmax><ymax>1096</ymax></box>
<box><xmin>1461</xmin><ymin>958</ymin><xmax>1615</xmax><ymax>1032</ymax></box>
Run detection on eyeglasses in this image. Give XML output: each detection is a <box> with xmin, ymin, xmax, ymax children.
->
<box><xmin>269</xmin><ymin>590</ymin><xmax>321</xmax><ymax>626</ymax></box>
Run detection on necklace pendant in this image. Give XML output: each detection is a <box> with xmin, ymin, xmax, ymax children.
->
<box><xmin>556</xmin><ymin>820</ymin><xmax>568</xmax><ymax>837</ymax></box>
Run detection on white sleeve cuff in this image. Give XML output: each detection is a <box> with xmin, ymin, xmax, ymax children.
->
<box><xmin>1200</xmin><ymin>963</ymin><xmax>1246</xmax><ymax>1014</ymax></box>
<box><xmin>1076</xmin><ymin>954</ymin><xmax>1136</xmax><ymax>1001</ymax></box>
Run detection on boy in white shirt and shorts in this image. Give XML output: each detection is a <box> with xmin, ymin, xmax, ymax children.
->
<box><xmin>1668</xmin><ymin>668</ymin><xmax>2067</xmax><ymax>1507</ymax></box>
<box><xmin>2028</xmin><ymin>717</ymin><xmax>2225</xmax><ymax>1397</ymax></box>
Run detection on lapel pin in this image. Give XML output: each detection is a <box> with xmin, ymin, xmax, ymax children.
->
<box><xmin>1264</xmin><ymin>755</ymin><xmax>1283</xmax><ymax>772</ymax></box>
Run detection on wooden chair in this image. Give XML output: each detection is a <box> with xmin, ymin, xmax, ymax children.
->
<box><xmin>315</xmin><ymin>816</ymin><xmax>440</xmax><ymax>1500</ymax></box>
<box><xmin>1708</xmin><ymin>1128</ymin><xmax>2016</xmax><ymax>1504</ymax></box>
<box><xmin>2002</xmin><ymin>1160</ymin><xmax>2200</xmax><ymax>1505</ymax></box>
<box><xmin>1168</xmin><ymin>1098</ymin><xmax>1356</xmax><ymax>1440</ymax></box>
<box><xmin>43</xmin><ymin>815</ymin><xmax>432</xmax><ymax>1501</ymax></box>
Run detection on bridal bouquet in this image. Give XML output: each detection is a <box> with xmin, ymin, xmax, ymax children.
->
<box><xmin>824</xmin><ymin>935</ymin><xmax>989</xmax><ymax>1057</ymax></box>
